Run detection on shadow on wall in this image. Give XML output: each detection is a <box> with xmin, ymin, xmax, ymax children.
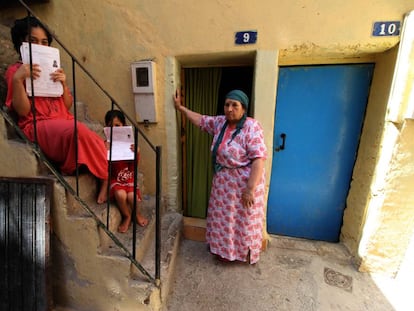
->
<box><xmin>0</xmin><ymin>0</ymin><xmax>50</xmax><ymax>9</ymax></box>
<box><xmin>0</xmin><ymin>23</ymin><xmax>19</xmax><ymax>104</ymax></box>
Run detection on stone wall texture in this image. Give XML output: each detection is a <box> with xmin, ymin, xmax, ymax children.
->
<box><xmin>0</xmin><ymin>24</ymin><xmax>18</xmax><ymax>104</ymax></box>
<box><xmin>0</xmin><ymin>1</ymin><xmax>413</xmax><ymax>276</ymax></box>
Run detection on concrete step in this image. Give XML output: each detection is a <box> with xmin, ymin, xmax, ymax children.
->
<box><xmin>64</xmin><ymin>174</ymin><xmax>155</xmax><ymax>260</ymax></box>
<box><xmin>0</xmin><ymin>113</ymin><xmax>182</xmax><ymax>310</ymax></box>
<box><xmin>98</xmin><ymin>195</ymin><xmax>156</xmax><ymax>262</ymax></box>
<box><xmin>135</xmin><ymin>210</ymin><xmax>183</xmax><ymax>305</ymax></box>
<box><xmin>50</xmin><ymin>173</ymin><xmax>182</xmax><ymax>310</ymax></box>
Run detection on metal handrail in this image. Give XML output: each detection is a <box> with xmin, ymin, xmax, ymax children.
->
<box><xmin>0</xmin><ymin>107</ymin><xmax>157</xmax><ymax>283</ymax></box>
<box><xmin>10</xmin><ymin>0</ymin><xmax>162</xmax><ymax>285</ymax></box>
<box><xmin>17</xmin><ymin>0</ymin><xmax>156</xmax><ymax>151</ymax></box>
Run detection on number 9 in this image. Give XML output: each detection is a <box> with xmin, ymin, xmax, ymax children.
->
<box><xmin>243</xmin><ymin>32</ymin><xmax>250</xmax><ymax>43</ymax></box>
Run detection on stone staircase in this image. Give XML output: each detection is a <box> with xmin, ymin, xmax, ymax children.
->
<box><xmin>0</xmin><ymin>105</ymin><xmax>183</xmax><ymax>311</ymax></box>
<box><xmin>1</xmin><ymin>19</ymin><xmax>183</xmax><ymax>308</ymax></box>
<box><xmin>49</xmin><ymin>173</ymin><xmax>182</xmax><ymax>311</ymax></box>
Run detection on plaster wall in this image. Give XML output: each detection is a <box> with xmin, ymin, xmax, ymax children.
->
<box><xmin>1</xmin><ymin>1</ymin><xmax>414</xmax><ymax>275</ymax></box>
<box><xmin>341</xmin><ymin>47</ymin><xmax>398</xmax><ymax>254</ymax></box>
<box><xmin>358</xmin><ymin>120</ymin><xmax>414</xmax><ymax>275</ymax></box>
<box><xmin>1</xmin><ymin>0</ymin><xmax>411</xmax><ymax>194</ymax></box>
<box><xmin>358</xmin><ymin>33</ymin><xmax>414</xmax><ymax>273</ymax></box>
<box><xmin>351</xmin><ymin>11</ymin><xmax>414</xmax><ymax>274</ymax></box>
<box><xmin>0</xmin><ymin>119</ymin><xmax>38</xmax><ymax>177</ymax></box>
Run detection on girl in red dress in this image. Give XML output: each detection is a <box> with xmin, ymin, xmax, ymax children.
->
<box><xmin>5</xmin><ymin>16</ymin><xmax>108</xmax><ymax>203</ymax></box>
<box><xmin>105</xmin><ymin>109</ymin><xmax>148</xmax><ymax>233</ymax></box>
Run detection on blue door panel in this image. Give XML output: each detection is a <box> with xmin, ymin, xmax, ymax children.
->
<box><xmin>267</xmin><ymin>64</ymin><xmax>374</xmax><ymax>242</ymax></box>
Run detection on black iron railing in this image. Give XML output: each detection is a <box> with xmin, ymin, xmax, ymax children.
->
<box><xmin>2</xmin><ymin>0</ymin><xmax>162</xmax><ymax>285</ymax></box>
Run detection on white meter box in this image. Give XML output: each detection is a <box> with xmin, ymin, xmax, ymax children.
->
<box><xmin>131</xmin><ymin>61</ymin><xmax>157</xmax><ymax>123</ymax></box>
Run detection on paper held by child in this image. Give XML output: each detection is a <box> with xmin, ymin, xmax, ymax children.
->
<box><xmin>20</xmin><ymin>42</ymin><xmax>63</xmax><ymax>97</ymax></box>
<box><xmin>104</xmin><ymin>126</ymin><xmax>135</xmax><ymax>161</ymax></box>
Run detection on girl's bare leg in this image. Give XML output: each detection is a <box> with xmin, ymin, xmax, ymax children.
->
<box><xmin>115</xmin><ymin>190</ymin><xmax>132</xmax><ymax>233</ymax></box>
<box><xmin>97</xmin><ymin>179</ymin><xmax>108</xmax><ymax>204</ymax></box>
<box><xmin>127</xmin><ymin>192</ymin><xmax>148</xmax><ymax>227</ymax></box>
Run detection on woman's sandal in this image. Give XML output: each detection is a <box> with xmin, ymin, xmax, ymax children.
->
<box><xmin>216</xmin><ymin>255</ymin><xmax>232</xmax><ymax>262</ymax></box>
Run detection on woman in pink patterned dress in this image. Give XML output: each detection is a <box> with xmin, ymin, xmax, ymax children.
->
<box><xmin>174</xmin><ymin>89</ymin><xmax>267</xmax><ymax>264</ymax></box>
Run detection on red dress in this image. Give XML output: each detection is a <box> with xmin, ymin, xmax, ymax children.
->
<box><xmin>109</xmin><ymin>160</ymin><xmax>142</xmax><ymax>200</ymax></box>
<box><xmin>5</xmin><ymin>62</ymin><xmax>108</xmax><ymax>179</ymax></box>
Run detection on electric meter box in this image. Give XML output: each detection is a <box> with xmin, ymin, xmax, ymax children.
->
<box><xmin>131</xmin><ymin>61</ymin><xmax>157</xmax><ymax>123</ymax></box>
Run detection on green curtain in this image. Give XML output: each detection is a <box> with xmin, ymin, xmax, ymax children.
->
<box><xmin>184</xmin><ymin>68</ymin><xmax>222</xmax><ymax>218</ymax></box>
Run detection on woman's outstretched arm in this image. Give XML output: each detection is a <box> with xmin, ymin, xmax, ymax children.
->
<box><xmin>173</xmin><ymin>88</ymin><xmax>202</xmax><ymax>127</ymax></box>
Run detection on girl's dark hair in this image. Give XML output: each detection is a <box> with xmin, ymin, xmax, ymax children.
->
<box><xmin>11</xmin><ymin>16</ymin><xmax>53</xmax><ymax>54</ymax></box>
<box><xmin>105</xmin><ymin>109</ymin><xmax>126</xmax><ymax>126</ymax></box>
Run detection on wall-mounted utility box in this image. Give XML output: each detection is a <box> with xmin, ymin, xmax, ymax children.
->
<box><xmin>131</xmin><ymin>61</ymin><xmax>157</xmax><ymax>123</ymax></box>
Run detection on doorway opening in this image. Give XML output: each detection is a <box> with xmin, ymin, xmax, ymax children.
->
<box><xmin>180</xmin><ymin>65</ymin><xmax>254</xmax><ymax>219</ymax></box>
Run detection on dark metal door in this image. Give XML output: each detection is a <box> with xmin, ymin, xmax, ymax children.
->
<box><xmin>0</xmin><ymin>177</ymin><xmax>52</xmax><ymax>311</ymax></box>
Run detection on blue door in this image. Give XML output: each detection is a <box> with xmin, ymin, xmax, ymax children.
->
<box><xmin>267</xmin><ymin>64</ymin><xmax>374</xmax><ymax>242</ymax></box>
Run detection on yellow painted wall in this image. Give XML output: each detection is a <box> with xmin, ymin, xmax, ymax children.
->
<box><xmin>359</xmin><ymin>120</ymin><xmax>414</xmax><ymax>274</ymax></box>
<box><xmin>1</xmin><ymin>1</ymin><xmax>414</xmax><ymax>274</ymax></box>
<box><xmin>1</xmin><ymin>0</ymin><xmax>409</xmax><ymax>190</ymax></box>
<box><xmin>341</xmin><ymin>46</ymin><xmax>398</xmax><ymax>253</ymax></box>
<box><xmin>0</xmin><ymin>118</ymin><xmax>39</xmax><ymax>177</ymax></box>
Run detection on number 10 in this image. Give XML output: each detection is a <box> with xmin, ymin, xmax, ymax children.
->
<box><xmin>379</xmin><ymin>23</ymin><xmax>397</xmax><ymax>35</ymax></box>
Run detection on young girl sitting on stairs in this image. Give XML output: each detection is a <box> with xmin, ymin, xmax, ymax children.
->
<box><xmin>104</xmin><ymin>109</ymin><xmax>148</xmax><ymax>233</ymax></box>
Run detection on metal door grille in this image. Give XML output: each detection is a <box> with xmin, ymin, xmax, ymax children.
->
<box><xmin>0</xmin><ymin>177</ymin><xmax>52</xmax><ymax>311</ymax></box>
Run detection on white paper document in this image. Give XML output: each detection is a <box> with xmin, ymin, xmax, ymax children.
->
<box><xmin>20</xmin><ymin>42</ymin><xmax>63</xmax><ymax>97</ymax></box>
<box><xmin>104</xmin><ymin>126</ymin><xmax>135</xmax><ymax>161</ymax></box>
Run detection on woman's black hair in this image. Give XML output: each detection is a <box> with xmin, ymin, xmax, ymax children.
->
<box><xmin>11</xmin><ymin>16</ymin><xmax>53</xmax><ymax>54</ymax></box>
<box><xmin>105</xmin><ymin>109</ymin><xmax>126</xmax><ymax>126</ymax></box>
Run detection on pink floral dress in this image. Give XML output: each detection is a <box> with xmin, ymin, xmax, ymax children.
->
<box><xmin>200</xmin><ymin>115</ymin><xmax>267</xmax><ymax>264</ymax></box>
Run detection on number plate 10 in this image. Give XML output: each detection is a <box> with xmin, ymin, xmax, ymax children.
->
<box><xmin>372</xmin><ymin>21</ymin><xmax>401</xmax><ymax>36</ymax></box>
<box><xmin>235</xmin><ymin>31</ymin><xmax>257</xmax><ymax>44</ymax></box>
